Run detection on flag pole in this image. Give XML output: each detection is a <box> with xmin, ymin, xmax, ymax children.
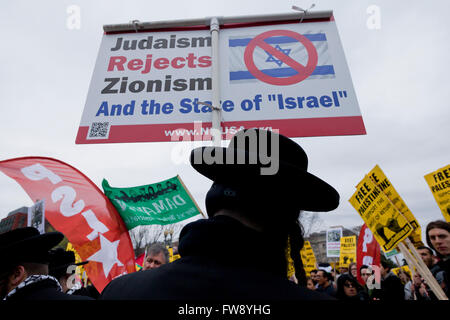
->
<box><xmin>177</xmin><ymin>175</ymin><xmax>206</xmax><ymax>218</ymax></box>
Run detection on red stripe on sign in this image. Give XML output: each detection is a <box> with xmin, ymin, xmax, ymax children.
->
<box><xmin>75</xmin><ymin>116</ymin><xmax>366</xmax><ymax>144</ymax></box>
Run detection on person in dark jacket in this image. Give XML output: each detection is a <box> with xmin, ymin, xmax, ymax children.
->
<box><xmin>426</xmin><ymin>220</ymin><xmax>450</xmax><ymax>298</ymax></box>
<box><xmin>0</xmin><ymin>227</ymin><xmax>92</xmax><ymax>300</ymax></box>
<box><xmin>315</xmin><ymin>269</ymin><xmax>336</xmax><ymax>297</ymax></box>
<box><xmin>101</xmin><ymin>128</ymin><xmax>340</xmax><ymax>300</ymax></box>
<box><xmin>376</xmin><ymin>260</ymin><xmax>405</xmax><ymax>300</ymax></box>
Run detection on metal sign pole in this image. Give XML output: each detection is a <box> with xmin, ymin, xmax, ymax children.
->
<box><xmin>210</xmin><ymin>17</ymin><xmax>221</xmax><ymax>147</ymax></box>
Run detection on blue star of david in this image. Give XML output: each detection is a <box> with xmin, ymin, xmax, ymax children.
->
<box><xmin>265</xmin><ymin>45</ymin><xmax>291</xmax><ymax>67</ymax></box>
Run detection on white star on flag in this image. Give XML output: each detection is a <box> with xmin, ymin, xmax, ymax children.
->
<box><xmin>87</xmin><ymin>234</ymin><xmax>123</xmax><ymax>277</ymax></box>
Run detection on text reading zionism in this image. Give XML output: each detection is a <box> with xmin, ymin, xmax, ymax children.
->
<box><xmin>102</xmin><ymin>34</ymin><xmax>212</xmax><ymax>94</ymax></box>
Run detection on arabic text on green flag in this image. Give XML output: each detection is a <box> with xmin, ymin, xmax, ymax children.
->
<box><xmin>102</xmin><ymin>176</ymin><xmax>201</xmax><ymax>230</ymax></box>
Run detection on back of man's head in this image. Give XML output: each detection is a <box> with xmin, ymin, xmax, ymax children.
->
<box><xmin>380</xmin><ymin>260</ymin><xmax>391</xmax><ymax>271</ymax></box>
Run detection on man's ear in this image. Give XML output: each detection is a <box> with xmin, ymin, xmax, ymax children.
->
<box><xmin>9</xmin><ymin>265</ymin><xmax>27</xmax><ymax>288</ymax></box>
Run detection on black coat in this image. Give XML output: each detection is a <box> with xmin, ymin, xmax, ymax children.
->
<box><xmin>5</xmin><ymin>277</ymin><xmax>93</xmax><ymax>301</ymax></box>
<box><xmin>101</xmin><ymin>216</ymin><xmax>333</xmax><ymax>300</ymax></box>
<box><xmin>377</xmin><ymin>272</ymin><xmax>405</xmax><ymax>300</ymax></box>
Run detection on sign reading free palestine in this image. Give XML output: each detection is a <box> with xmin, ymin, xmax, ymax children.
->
<box><xmin>76</xmin><ymin>14</ymin><xmax>365</xmax><ymax>144</ymax></box>
<box><xmin>102</xmin><ymin>176</ymin><xmax>202</xmax><ymax>230</ymax></box>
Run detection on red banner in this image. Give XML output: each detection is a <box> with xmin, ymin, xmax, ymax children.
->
<box><xmin>0</xmin><ymin>157</ymin><xmax>136</xmax><ymax>292</ymax></box>
<box><xmin>356</xmin><ymin>224</ymin><xmax>381</xmax><ymax>286</ymax></box>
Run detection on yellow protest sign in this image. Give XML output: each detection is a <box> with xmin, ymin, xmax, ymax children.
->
<box><xmin>285</xmin><ymin>238</ymin><xmax>296</xmax><ymax>279</ymax></box>
<box><xmin>339</xmin><ymin>236</ymin><xmax>356</xmax><ymax>268</ymax></box>
<box><xmin>168</xmin><ymin>247</ymin><xmax>181</xmax><ymax>263</ymax></box>
<box><xmin>368</xmin><ymin>165</ymin><xmax>422</xmax><ymax>245</ymax></box>
<box><xmin>300</xmin><ymin>241</ymin><xmax>317</xmax><ymax>277</ymax></box>
<box><xmin>392</xmin><ymin>265</ymin><xmax>412</xmax><ymax>278</ymax></box>
<box><xmin>349</xmin><ymin>175</ymin><xmax>413</xmax><ymax>252</ymax></box>
<box><xmin>424</xmin><ymin>164</ymin><xmax>450</xmax><ymax>222</ymax></box>
<box><xmin>168</xmin><ymin>247</ymin><xmax>174</xmax><ymax>262</ymax></box>
<box><xmin>172</xmin><ymin>254</ymin><xmax>181</xmax><ymax>262</ymax></box>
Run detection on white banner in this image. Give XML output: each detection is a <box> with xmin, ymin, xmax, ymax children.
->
<box><xmin>77</xmin><ymin>15</ymin><xmax>365</xmax><ymax>144</ymax></box>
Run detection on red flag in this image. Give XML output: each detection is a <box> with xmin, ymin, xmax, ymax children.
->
<box><xmin>356</xmin><ymin>224</ymin><xmax>381</xmax><ymax>286</ymax></box>
<box><xmin>0</xmin><ymin>157</ymin><xmax>136</xmax><ymax>292</ymax></box>
<box><xmin>135</xmin><ymin>252</ymin><xmax>145</xmax><ymax>269</ymax></box>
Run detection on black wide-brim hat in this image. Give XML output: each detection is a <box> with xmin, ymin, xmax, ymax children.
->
<box><xmin>49</xmin><ymin>248</ymin><xmax>88</xmax><ymax>275</ymax></box>
<box><xmin>0</xmin><ymin>227</ymin><xmax>64</xmax><ymax>271</ymax></box>
<box><xmin>190</xmin><ymin>128</ymin><xmax>339</xmax><ymax>212</ymax></box>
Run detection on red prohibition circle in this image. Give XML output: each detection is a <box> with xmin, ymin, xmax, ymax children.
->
<box><xmin>244</xmin><ymin>30</ymin><xmax>318</xmax><ymax>86</ymax></box>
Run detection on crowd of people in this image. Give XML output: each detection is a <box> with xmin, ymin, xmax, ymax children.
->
<box><xmin>0</xmin><ymin>129</ymin><xmax>449</xmax><ymax>301</ymax></box>
<box><xmin>305</xmin><ymin>234</ymin><xmax>450</xmax><ymax>301</ymax></box>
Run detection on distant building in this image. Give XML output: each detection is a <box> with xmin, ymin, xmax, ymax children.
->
<box><xmin>305</xmin><ymin>225</ymin><xmax>360</xmax><ymax>265</ymax></box>
<box><xmin>0</xmin><ymin>207</ymin><xmax>28</xmax><ymax>234</ymax></box>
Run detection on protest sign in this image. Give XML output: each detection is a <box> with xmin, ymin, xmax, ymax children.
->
<box><xmin>339</xmin><ymin>236</ymin><xmax>356</xmax><ymax>268</ymax></box>
<box><xmin>0</xmin><ymin>157</ymin><xmax>136</xmax><ymax>292</ymax></box>
<box><xmin>326</xmin><ymin>227</ymin><xmax>342</xmax><ymax>257</ymax></box>
<box><xmin>384</xmin><ymin>248</ymin><xmax>399</xmax><ymax>258</ymax></box>
<box><xmin>356</xmin><ymin>224</ymin><xmax>380</xmax><ymax>286</ymax></box>
<box><xmin>76</xmin><ymin>13</ymin><xmax>365</xmax><ymax>144</ymax></box>
<box><xmin>349</xmin><ymin>175</ymin><xmax>413</xmax><ymax>252</ymax></box>
<box><xmin>368</xmin><ymin>165</ymin><xmax>422</xmax><ymax>245</ymax></box>
<box><xmin>300</xmin><ymin>240</ymin><xmax>317</xmax><ymax>277</ymax></box>
<box><xmin>392</xmin><ymin>265</ymin><xmax>411</xmax><ymax>278</ymax></box>
<box><xmin>28</xmin><ymin>199</ymin><xmax>45</xmax><ymax>234</ymax></box>
<box><xmin>102</xmin><ymin>175</ymin><xmax>203</xmax><ymax>230</ymax></box>
<box><xmin>424</xmin><ymin>164</ymin><xmax>450</xmax><ymax>222</ymax></box>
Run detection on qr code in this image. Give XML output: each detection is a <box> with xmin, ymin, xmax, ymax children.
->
<box><xmin>87</xmin><ymin>122</ymin><xmax>110</xmax><ymax>139</ymax></box>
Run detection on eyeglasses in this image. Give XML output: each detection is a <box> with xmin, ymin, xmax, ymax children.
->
<box><xmin>344</xmin><ymin>282</ymin><xmax>356</xmax><ymax>288</ymax></box>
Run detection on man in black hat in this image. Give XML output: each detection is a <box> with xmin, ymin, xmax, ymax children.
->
<box><xmin>48</xmin><ymin>248</ymin><xmax>89</xmax><ymax>293</ymax></box>
<box><xmin>101</xmin><ymin>128</ymin><xmax>339</xmax><ymax>300</ymax></box>
<box><xmin>0</xmin><ymin>227</ymin><xmax>92</xmax><ymax>300</ymax></box>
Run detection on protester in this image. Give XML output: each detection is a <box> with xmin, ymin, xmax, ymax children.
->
<box><xmin>306</xmin><ymin>277</ymin><xmax>316</xmax><ymax>290</ymax></box>
<box><xmin>0</xmin><ymin>227</ymin><xmax>92</xmax><ymax>300</ymax></box>
<box><xmin>48</xmin><ymin>248</ymin><xmax>89</xmax><ymax>293</ymax></box>
<box><xmin>142</xmin><ymin>243</ymin><xmax>169</xmax><ymax>270</ymax></box>
<box><xmin>100</xmin><ymin>128</ymin><xmax>340</xmax><ymax>300</ymax></box>
<box><xmin>315</xmin><ymin>269</ymin><xmax>336</xmax><ymax>297</ymax></box>
<box><xmin>336</xmin><ymin>274</ymin><xmax>368</xmax><ymax>301</ymax></box>
<box><xmin>417</xmin><ymin>246</ymin><xmax>435</xmax><ymax>268</ymax></box>
<box><xmin>359</xmin><ymin>264</ymin><xmax>370</xmax><ymax>286</ymax></box>
<box><xmin>310</xmin><ymin>269</ymin><xmax>319</xmax><ymax>287</ymax></box>
<box><xmin>338</xmin><ymin>265</ymin><xmax>349</xmax><ymax>277</ymax></box>
<box><xmin>398</xmin><ymin>269</ymin><xmax>413</xmax><ymax>300</ymax></box>
<box><xmin>425</xmin><ymin>220</ymin><xmax>449</xmax><ymax>297</ymax></box>
<box><xmin>411</xmin><ymin>272</ymin><xmax>431</xmax><ymax>300</ymax></box>
<box><xmin>375</xmin><ymin>260</ymin><xmax>405</xmax><ymax>300</ymax></box>
<box><xmin>348</xmin><ymin>262</ymin><xmax>358</xmax><ymax>280</ymax></box>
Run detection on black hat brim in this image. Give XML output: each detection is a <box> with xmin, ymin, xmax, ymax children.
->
<box><xmin>190</xmin><ymin>146</ymin><xmax>339</xmax><ymax>212</ymax></box>
<box><xmin>50</xmin><ymin>260</ymin><xmax>89</xmax><ymax>274</ymax></box>
<box><xmin>2</xmin><ymin>231</ymin><xmax>64</xmax><ymax>265</ymax></box>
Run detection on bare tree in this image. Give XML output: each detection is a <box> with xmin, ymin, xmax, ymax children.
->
<box><xmin>129</xmin><ymin>223</ymin><xmax>184</xmax><ymax>257</ymax></box>
<box><xmin>299</xmin><ymin>211</ymin><xmax>324</xmax><ymax>238</ymax></box>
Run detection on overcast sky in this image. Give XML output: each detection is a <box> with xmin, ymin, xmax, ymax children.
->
<box><xmin>1</xmin><ymin>0</ymin><xmax>449</xmax><ymax>243</ymax></box>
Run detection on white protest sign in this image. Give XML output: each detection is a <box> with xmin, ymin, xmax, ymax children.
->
<box><xmin>27</xmin><ymin>199</ymin><xmax>46</xmax><ymax>234</ymax></box>
<box><xmin>76</xmin><ymin>15</ymin><xmax>365</xmax><ymax>144</ymax></box>
<box><xmin>326</xmin><ymin>227</ymin><xmax>342</xmax><ymax>258</ymax></box>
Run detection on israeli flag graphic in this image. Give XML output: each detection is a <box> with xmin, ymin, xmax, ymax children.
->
<box><xmin>228</xmin><ymin>31</ymin><xmax>335</xmax><ymax>84</ymax></box>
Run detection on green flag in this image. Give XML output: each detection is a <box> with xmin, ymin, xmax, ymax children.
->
<box><xmin>102</xmin><ymin>175</ymin><xmax>202</xmax><ymax>230</ymax></box>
